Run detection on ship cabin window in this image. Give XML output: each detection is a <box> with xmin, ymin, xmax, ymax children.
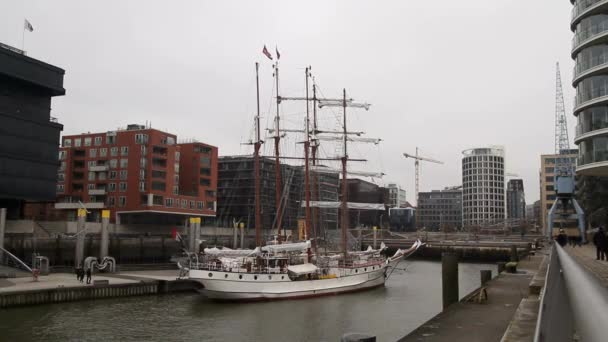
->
<box><xmin>268</xmin><ymin>275</ymin><xmax>272</xmax><ymax>280</ymax></box>
<box><xmin>281</xmin><ymin>276</ymin><xmax>285</xmax><ymax>280</ymax></box>
<box><xmin>224</xmin><ymin>274</ymin><xmax>228</xmax><ymax>278</ymax></box>
<box><xmin>239</xmin><ymin>275</ymin><xmax>243</xmax><ymax>279</ymax></box>
<box><xmin>364</xmin><ymin>268</ymin><xmax>367</xmax><ymax>272</ymax></box>
<box><xmin>355</xmin><ymin>269</ymin><xmax>358</xmax><ymax>273</ymax></box>
<box><xmin>208</xmin><ymin>273</ymin><xmax>213</xmax><ymax>277</ymax></box>
<box><xmin>254</xmin><ymin>276</ymin><xmax>258</xmax><ymax>280</ymax></box>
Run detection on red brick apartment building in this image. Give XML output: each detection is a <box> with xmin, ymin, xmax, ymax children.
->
<box><xmin>55</xmin><ymin>124</ymin><xmax>217</xmax><ymax>224</ymax></box>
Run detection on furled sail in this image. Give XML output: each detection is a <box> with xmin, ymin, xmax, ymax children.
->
<box><xmin>302</xmin><ymin>201</ymin><xmax>385</xmax><ymax>210</ymax></box>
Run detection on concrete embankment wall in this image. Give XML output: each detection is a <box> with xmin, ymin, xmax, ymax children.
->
<box><xmin>0</xmin><ymin>282</ymin><xmax>158</xmax><ymax>308</ymax></box>
<box><xmin>0</xmin><ymin>279</ymin><xmax>199</xmax><ymax>309</ymax></box>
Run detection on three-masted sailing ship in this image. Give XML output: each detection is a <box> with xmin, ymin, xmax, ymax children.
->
<box><xmin>183</xmin><ymin>56</ymin><xmax>422</xmax><ymax>300</ymax></box>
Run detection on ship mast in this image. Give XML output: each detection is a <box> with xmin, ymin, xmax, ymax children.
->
<box><xmin>340</xmin><ymin>89</ymin><xmax>349</xmax><ymax>259</ymax></box>
<box><xmin>254</xmin><ymin>62</ymin><xmax>262</xmax><ymax>247</ymax></box>
<box><xmin>311</xmin><ymin>81</ymin><xmax>319</xmax><ymax>256</ymax></box>
<box><xmin>304</xmin><ymin>67</ymin><xmax>312</xmax><ymax>261</ymax></box>
<box><xmin>273</xmin><ymin>62</ymin><xmax>284</xmax><ymax>242</ymax></box>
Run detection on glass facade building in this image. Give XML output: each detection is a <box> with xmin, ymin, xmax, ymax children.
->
<box><xmin>462</xmin><ymin>147</ymin><xmax>505</xmax><ymax>226</ymax></box>
<box><xmin>571</xmin><ymin>0</ymin><xmax>608</xmax><ymax>176</ymax></box>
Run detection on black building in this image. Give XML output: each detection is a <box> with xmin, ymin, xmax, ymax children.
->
<box><xmin>507</xmin><ymin>179</ymin><xmax>526</xmax><ymax>220</ymax></box>
<box><xmin>216</xmin><ymin>156</ymin><xmax>339</xmax><ymax>233</ymax></box>
<box><xmin>0</xmin><ymin>43</ymin><xmax>65</xmax><ymax>218</ymax></box>
<box><xmin>344</xmin><ymin>178</ymin><xmax>385</xmax><ymax>228</ymax></box>
<box><xmin>418</xmin><ymin>187</ymin><xmax>463</xmax><ymax>231</ymax></box>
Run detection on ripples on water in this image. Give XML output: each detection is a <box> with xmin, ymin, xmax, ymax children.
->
<box><xmin>0</xmin><ymin>261</ymin><xmax>496</xmax><ymax>342</ymax></box>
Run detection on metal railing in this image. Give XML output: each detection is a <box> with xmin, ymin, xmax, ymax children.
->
<box><xmin>534</xmin><ymin>243</ymin><xmax>608</xmax><ymax>342</ymax></box>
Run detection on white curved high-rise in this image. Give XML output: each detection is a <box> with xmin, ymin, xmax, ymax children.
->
<box><xmin>462</xmin><ymin>147</ymin><xmax>505</xmax><ymax>226</ymax></box>
<box><xmin>571</xmin><ymin>0</ymin><xmax>608</xmax><ymax>175</ymax></box>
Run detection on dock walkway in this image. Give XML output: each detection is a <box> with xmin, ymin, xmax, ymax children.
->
<box><xmin>400</xmin><ymin>253</ymin><xmax>544</xmax><ymax>342</ymax></box>
<box><xmin>565</xmin><ymin>244</ymin><xmax>608</xmax><ymax>287</ymax></box>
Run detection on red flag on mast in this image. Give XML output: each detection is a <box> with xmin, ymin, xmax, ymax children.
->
<box><xmin>262</xmin><ymin>45</ymin><xmax>273</xmax><ymax>60</ymax></box>
<box><xmin>276</xmin><ymin>46</ymin><xmax>281</xmax><ymax>60</ymax></box>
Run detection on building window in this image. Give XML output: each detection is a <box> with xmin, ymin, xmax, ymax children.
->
<box><xmin>109</xmin><ymin>159</ymin><xmax>118</xmax><ymax>169</ymax></box>
<box><xmin>120</xmin><ymin>159</ymin><xmax>128</xmax><ymax>168</ymax></box>
<box><xmin>106</xmin><ymin>134</ymin><xmax>116</xmax><ymax>144</ymax></box>
<box><xmin>121</xmin><ymin>146</ymin><xmax>129</xmax><ymax>156</ymax></box>
<box><xmin>108</xmin><ymin>197</ymin><xmax>115</xmax><ymax>207</ymax></box>
<box><xmin>206</xmin><ymin>201</ymin><xmax>215</xmax><ymax>210</ymax></box>
<box><xmin>88</xmin><ymin>172</ymin><xmax>95</xmax><ymax>181</ymax></box>
<box><xmin>89</xmin><ymin>149</ymin><xmax>97</xmax><ymax>158</ymax></box>
<box><xmin>200</xmin><ymin>168</ymin><xmax>211</xmax><ymax>176</ymax></box>
<box><xmin>140</xmin><ymin>158</ymin><xmax>147</xmax><ymax>168</ymax></box>
<box><xmin>100</xmin><ymin>148</ymin><xmax>108</xmax><ymax>157</ymax></box>
<box><xmin>165</xmin><ymin>198</ymin><xmax>173</xmax><ymax>207</ymax></box>
<box><xmin>174</xmin><ymin>163</ymin><xmax>179</xmax><ymax>173</ymax></box>
<box><xmin>135</xmin><ymin>134</ymin><xmax>148</xmax><ymax>144</ymax></box>
<box><xmin>59</xmin><ymin>161</ymin><xmax>66</xmax><ymax>171</ymax></box>
<box><xmin>109</xmin><ymin>183</ymin><xmax>116</xmax><ymax>192</ymax></box>
<box><xmin>181</xmin><ymin>200</ymin><xmax>187</xmax><ymax>208</ymax></box>
<box><xmin>63</xmin><ymin>139</ymin><xmax>72</xmax><ymax>147</ymax></box>
<box><xmin>119</xmin><ymin>182</ymin><xmax>127</xmax><ymax>192</ymax></box>
<box><xmin>110</xmin><ymin>147</ymin><xmax>118</xmax><ymax>157</ymax></box>
<box><xmin>94</xmin><ymin>136</ymin><xmax>102</xmax><ymax>146</ymax></box>
<box><xmin>205</xmin><ymin>190</ymin><xmax>216</xmax><ymax>198</ymax></box>
<box><xmin>58</xmin><ymin>151</ymin><xmax>66</xmax><ymax>160</ymax></box>
<box><xmin>139</xmin><ymin>181</ymin><xmax>146</xmax><ymax>192</ymax></box>
<box><xmin>87</xmin><ymin>161</ymin><xmax>96</xmax><ymax>167</ymax></box>
<box><xmin>199</xmin><ymin>178</ymin><xmax>211</xmax><ymax>186</ymax></box>
<box><xmin>119</xmin><ymin>196</ymin><xmax>126</xmax><ymax>207</ymax></box>
<box><xmin>152</xmin><ymin>170</ymin><xmax>166</xmax><ymax>179</ymax></box>
<box><xmin>109</xmin><ymin>171</ymin><xmax>117</xmax><ymax>179</ymax></box>
<box><xmin>84</xmin><ymin>137</ymin><xmax>92</xmax><ymax>146</ymax></box>
<box><xmin>173</xmin><ymin>186</ymin><xmax>179</xmax><ymax>195</ymax></box>
<box><xmin>197</xmin><ymin>201</ymin><xmax>203</xmax><ymax>209</ymax></box>
<box><xmin>120</xmin><ymin>170</ymin><xmax>128</xmax><ymax>180</ymax></box>
<box><xmin>189</xmin><ymin>200</ymin><xmax>195</xmax><ymax>209</ymax></box>
<box><xmin>200</xmin><ymin>156</ymin><xmax>211</xmax><ymax>167</ymax></box>
<box><xmin>175</xmin><ymin>151</ymin><xmax>180</xmax><ymax>161</ymax></box>
<box><xmin>57</xmin><ymin>173</ymin><xmax>65</xmax><ymax>182</ymax></box>
<box><xmin>141</xmin><ymin>145</ymin><xmax>147</xmax><ymax>155</ymax></box>
<box><xmin>56</xmin><ymin>184</ymin><xmax>64</xmax><ymax>193</ymax></box>
<box><xmin>87</xmin><ymin>184</ymin><xmax>95</xmax><ymax>190</ymax></box>
<box><xmin>140</xmin><ymin>169</ymin><xmax>146</xmax><ymax>179</ymax></box>
<box><xmin>74</xmin><ymin>138</ymin><xmax>82</xmax><ymax>147</ymax></box>
<box><xmin>152</xmin><ymin>181</ymin><xmax>166</xmax><ymax>191</ymax></box>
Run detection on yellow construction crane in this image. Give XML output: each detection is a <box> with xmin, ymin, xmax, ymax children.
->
<box><xmin>403</xmin><ymin>147</ymin><xmax>444</xmax><ymax>206</ymax></box>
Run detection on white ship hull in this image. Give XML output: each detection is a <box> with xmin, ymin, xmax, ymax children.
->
<box><xmin>189</xmin><ymin>255</ymin><xmax>403</xmax><ymax>301</ymax></box>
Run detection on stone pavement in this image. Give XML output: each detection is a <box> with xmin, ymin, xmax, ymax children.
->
<box><xmin>565</xmin><ymin>244</ymin><xmax>608</xmax><ymax>287</ymax></box>
<box><xmin>0</xmin><ymin>272</ymin><xmax>139</xmax><ymax>293</ymax></box>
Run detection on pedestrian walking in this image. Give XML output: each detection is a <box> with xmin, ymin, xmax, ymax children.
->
<box><xmin>593</xmin><ymin>227</ymin><xmax>607</xmax><ymax>261</ymax></box>
<box><xmin>86</xmin><ymin>268</ymin><xmax>92</xmax><ymax>284</ymax></box>
<box><xmin>556</xmin><ymin>229</ymin><xmax>568</xmax><ymax>247</ymax></box>
<box><xmin>77</xmin><ymin>267</ymin><xmax>84</xmax><ymax>283</ymax></box>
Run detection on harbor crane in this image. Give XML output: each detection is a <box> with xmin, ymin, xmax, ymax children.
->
<box><xmin>547</xmin><ymin>62</ymin><xmax>585</xmax><ymax>242</ymax></box>
<box><xmin>403</xmin><ymin>147</ymin><xmax>444</xmax><ymax>206</ymax></box>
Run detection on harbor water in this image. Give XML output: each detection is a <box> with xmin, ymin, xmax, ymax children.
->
<box><xmin>0</xmin><ymin>261</ymin><xmax>497</xmax><ymax>341</ymax></box>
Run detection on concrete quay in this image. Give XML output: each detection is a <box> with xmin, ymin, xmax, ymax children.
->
<box><xmin>0</xmin><ymin>269</ymin><xmax>200</xmax><ymax>308</ymax></box>
<box><xmin>400</xmin><ymin>250</ymin><xmax>546</xmax><ymax>342</ymax></box>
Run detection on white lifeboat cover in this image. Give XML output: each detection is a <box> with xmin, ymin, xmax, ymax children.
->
<box><xmin>287</xmin><ymin>263</ymin><xmax>318</xmax><ymax>275</ymax></box>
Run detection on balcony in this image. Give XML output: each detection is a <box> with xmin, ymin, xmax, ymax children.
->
<box><xmin>55</xmin><ymin>202</ymin><xmax>105</xmax><ymax>209</ymax></box>
<box><xmin>89</xmin><ymin>189</ymin><xmax>107</xmax><ymax>195</ymax></box>
<box><xmin>89</xmin><ymin>165</ymin><xmax>109</xmax><ymax>172</ymax></box>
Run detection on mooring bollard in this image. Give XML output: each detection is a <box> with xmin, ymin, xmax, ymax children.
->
<box><xmin>442</xmin><ymin>252</ymin><xmax>459</xmax><ymax>310</ymax></box>
<box><xmin>510</xmin><ymin>245</ymin><xmax>519</xmax><ymax>262</ymax></box>
<box><xmin>341</xmin><ymin>333</ymin><xmax>376</xmax><ymax>342</ymax></box>
<box><xmin>480</xmin><ymin>270</ymin><xmax>492</xmax><ymax>285</ymax></box>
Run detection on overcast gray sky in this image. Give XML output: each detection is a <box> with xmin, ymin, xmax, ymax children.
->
<box><xmin>1</xmin><ymin>0</ymin><xmax>576</xmax><ymax>204</ymax></box>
